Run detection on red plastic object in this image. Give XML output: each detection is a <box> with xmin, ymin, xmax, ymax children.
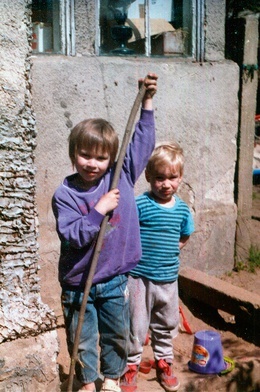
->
<box><xmin>144</xmin><ymin>333</ymin><xmax>150</xmax><ymax>345</ymax></box>
<box><xmin>150</xmin><ymin>359</ymin><xmax>156</xmax><ymax>369</ymax></box>
<box><xmin>139</xmin><ymin>361</ymin><xmax>152</xmax><ymax>374</ymax></box>
<box><xmin>179</xmin><ymin>306</ymin><xmax>193</xmax><ymax>334</ymax></box>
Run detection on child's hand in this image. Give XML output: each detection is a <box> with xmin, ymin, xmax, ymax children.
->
<box><xmin>139</xmin><ymin>73</ymin><xmax>158</xmax><ymax>100</ymax></box>
<box><xmin>94</xmin><ymin>189</ymin><xmax>120</xmax><ymax>215</ymax></box>
<box><xmin>139</xmin><ymin>73</ymin><xmax>158</xmax><ymax>110</ymax></box>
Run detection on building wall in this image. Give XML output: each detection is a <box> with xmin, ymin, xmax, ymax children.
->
<box><xmin>205</xmin><ymin>0</ymin><xmax>226</xmax><ymax>61</ymax></box>
<box><xmin>0</xmin><ymin>0</ymin><xmax>59</xmax><ymax>390</ymax></box>
<box><xmin>31</xmin><ymin>0</ymin><xmax>239</xmax><ymax>322</ymax></box>
<box><xmin>0</xmin><ymin>0</ymin><xmax>239</xmax><ymax>389</ymax></box>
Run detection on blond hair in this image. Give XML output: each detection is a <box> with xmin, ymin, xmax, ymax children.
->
<box><xmin>146</xmin><ymin>142</ymin><xmax>184</xmax><ymax>177</ymax></box>
<box><xmin>68</xmin><ymin>118</ymin><xmax>119</xmax><ymax>167</ymax></box>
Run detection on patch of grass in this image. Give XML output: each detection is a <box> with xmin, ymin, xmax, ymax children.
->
<box><xmin>234</xmin><ymin>261</ymin><xmax>247</xmax><ymax>272</ymax></box>
<box><xmin>248</xmin><ymin>245</ymin><xmax>260</xmax><ymax>272</ymax></box>
<box><xmin>225</xmin><ymin>271</ymin><xmax>233</xmax><ymax>277</ymax></box>
<box><xmin>234</xmin><ymin>246</ymin><xmax>260</xmax><ymax>273</ymax></box>
<box><xmin>252</xmin><ymin>189</ymin><xmax>260</xmax><ymax>200</ymax></box>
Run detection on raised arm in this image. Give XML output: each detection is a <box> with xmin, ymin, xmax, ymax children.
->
<box><xmin>139</xmin><ymin>73</ymin><xmax>158</xmax><ymax>110</ymax></box>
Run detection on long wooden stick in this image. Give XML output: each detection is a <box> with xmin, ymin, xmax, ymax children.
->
<box><xmin>67</xmin><ymin>81</ymin><xmax>146</xmax><ymax>392</ymax></box>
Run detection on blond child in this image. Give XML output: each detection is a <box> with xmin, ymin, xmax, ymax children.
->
<box><xmin>121</xmin><ymin>142</ymin><xmax>194</xmax><ymax>392</ymax></box>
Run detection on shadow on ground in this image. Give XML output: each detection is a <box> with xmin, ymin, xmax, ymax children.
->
<box><xmin>179</xmin><ymin>295</ymin><xmax>259</xmax><ymax>347</ymax></box>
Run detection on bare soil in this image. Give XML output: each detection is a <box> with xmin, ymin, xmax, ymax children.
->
<box><xmin>58</xmin><ymin>185</ymin><xmax>260</xmax><ymax>392</ymax></box>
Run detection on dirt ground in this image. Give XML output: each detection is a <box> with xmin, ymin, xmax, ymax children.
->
<box><xmin>58</xmin><ymin>185</ymin><xmax>260</xmax><ymax>392</ymax></box>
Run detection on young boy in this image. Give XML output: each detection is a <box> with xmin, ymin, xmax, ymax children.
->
<box><xmin>52</xmin><ymin>74</ymin><xmax>158</xmax><ymax>392</ymax></box>
<box><xmin>120</xmin><ymin>143</ymin><xmax>194</xmax><ymax>392</ymax></box>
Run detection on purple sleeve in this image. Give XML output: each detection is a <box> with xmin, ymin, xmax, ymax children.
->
<box><xmin>123</xmin><ymin>109</ymin><xmax>155</xmax><ymax>185</ymax></box>
<box><xmin>52</xmin><ymin>192</ymin><xmax>104</xmax><ymax>249</ymax></box>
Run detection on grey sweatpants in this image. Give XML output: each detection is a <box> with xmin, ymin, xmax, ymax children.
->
<box><xmin>127</xmin><ymin>275</ymin><xmax>179</xmax><ymax>365</ymax></box>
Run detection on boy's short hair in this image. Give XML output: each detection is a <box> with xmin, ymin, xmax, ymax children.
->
<box><xmin>68</xmin><ymin>118</ymin><xmax>119</xmax><ymax>167</ymax></box>
<box><xmin>146</xmin><ymin>142</ymin><xmax>184</xmax><ymax>176</ymax></box>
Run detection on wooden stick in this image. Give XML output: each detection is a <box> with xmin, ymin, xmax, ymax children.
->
<box><xmin>67</xmin><ymin>81</ymin><xmax>146</xmax><ymax>392</ymax></box>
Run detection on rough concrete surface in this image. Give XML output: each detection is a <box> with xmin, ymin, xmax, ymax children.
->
<box><xmin>0</xmin><ymin>330</ymin><xmax>59</xmax><ymax>392</ymax></box>
<box><xmin>0</xmin><ymin>0</ymin><xmax>59</xmax><ymax>389</ymax></box>
<box><xmin>179</xmin><ymin>267</ymin><xmax>260</xmax><ymax>328</ymax></box>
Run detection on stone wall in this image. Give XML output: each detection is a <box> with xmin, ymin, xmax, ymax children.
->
<box><xmin>0</xmin><ymin>0</ymin><xmax>59</xmax><ymax>390</ymax></box>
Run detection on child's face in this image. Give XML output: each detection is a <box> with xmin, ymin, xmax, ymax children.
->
<box><xmin>74</xmin><ymin>147</ymin><xmax>110</xmax><ymax>186</ymax></box>
<box><xmin>146</xmin><ymin>166</ymin><xmax>182</xmax><ymax>204</ymax></box>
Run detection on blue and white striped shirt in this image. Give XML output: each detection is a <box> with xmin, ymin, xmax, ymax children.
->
<box><xmin>130</xmin><ymin>192</ymin><xmax>194</xmax><ymax>282</ymax></box>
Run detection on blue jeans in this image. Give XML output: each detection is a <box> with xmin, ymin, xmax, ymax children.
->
<box><xmin>61</xmin><ymin>274</ymin><xmax>129</xmax><ymax>384</ymax></box>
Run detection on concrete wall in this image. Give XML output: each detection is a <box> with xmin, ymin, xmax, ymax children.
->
<box><xmin>32</xmin><ymin>56</ymin><xmax>239</xmax><ymax>316</ymax></box>
<box><xmin>0</xmin><ymin>0</ymin><xmax>59</xmax><ymax>390</ymax></box>
<box><xmin>204</xmin><ymin>0</ymin><xmax>226</xmax><ymax>61</ymax></box>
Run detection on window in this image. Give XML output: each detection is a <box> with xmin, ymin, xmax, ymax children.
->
<box><xmin>31</xmin><ymin>0</ymin><xmax>75</xmax><ymax>55</ymax></box>
<box><xmin>98</xmin><ymin>0</ymin><xmax>204</xmax><ymax>59</ymax></box>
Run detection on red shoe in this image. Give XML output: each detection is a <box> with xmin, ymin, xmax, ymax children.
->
<box><xmin>120</xmin><ymin>365</ymin><xmax>138</xmax><ymax>392</ymax></box>
<box><xmin>156</xmin><ymin>359</ymin><xmax>180</xmax><ymax>392</ymax></box>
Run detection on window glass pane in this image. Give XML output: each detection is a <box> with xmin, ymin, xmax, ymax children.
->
<box><xmin>32</xmin><ymin>0</ymin><xmax>61</xmax><ymax>53</ymax></box>
<box><xmin>99</xmin><ymin>0</ymin><xmax>137</xmax><ymax>54</ymax></box>
<box><xmin>99</xmin><ymin>0</ymin><xmax>193</xmax><ymax>57</ymax></box>
<box><xmin>125</xmin><ymin>1</ymin><xmax>145</xmax><ymax>55</ymax></box>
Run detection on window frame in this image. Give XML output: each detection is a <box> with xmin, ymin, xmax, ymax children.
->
<box><xmin>96</xmin><ymin>0</ymin><xmax>205</xmax><ymax>60</ymax></box>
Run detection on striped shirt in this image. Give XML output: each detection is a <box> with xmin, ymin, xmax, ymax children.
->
<box><xmin>130</xmin><ymin>192</ymin><xmax>194</xmax><ymax>282</ymax></box>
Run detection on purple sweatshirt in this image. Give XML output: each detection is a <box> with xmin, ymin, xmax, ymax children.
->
<box><xmin>52</xmin><ymin>109</ymin><xmax>155</xmax><ymax>289</ymax></box>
